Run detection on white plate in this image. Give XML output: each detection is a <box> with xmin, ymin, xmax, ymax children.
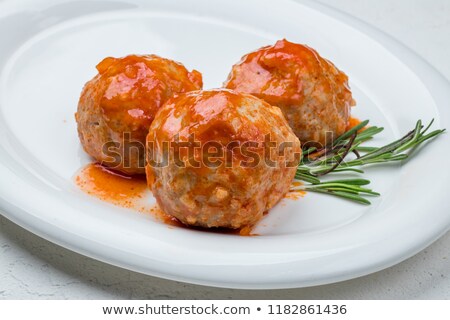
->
<box><xmin>0</xmin><ymin>0</ymin><xmax>449</xmax><ymax>289</ymax></box>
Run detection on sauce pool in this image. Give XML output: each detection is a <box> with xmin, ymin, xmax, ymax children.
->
<box><xmin>75</xmin><ymin>163</ymin><xmax>257</xmax><ymax>236</ymax></box>
<box><xmin>75</xmin><ymin>163</ymin><xmax>148</xmax><ymax>210</ymax></box>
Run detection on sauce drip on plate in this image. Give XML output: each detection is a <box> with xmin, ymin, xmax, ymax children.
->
<box><xmin>75</xmin><ymin>163</ymin><xmax>148</xmax><ymax>210</ymax></box>
<box><xmin>286</xmin><ymin>181</ymin><xmax>307</xmax><ymax>200</ymax></box>
<box><xmin>347</xmin><ymin>116</ymin><xmax>366</xmax><ymax>132</ymax></box>
<box><xmin>75</xmin><ymin>163</ymin><xmax>257</xmax><ymax>236</ymax></box>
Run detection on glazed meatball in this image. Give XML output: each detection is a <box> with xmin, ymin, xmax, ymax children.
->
<box><xmin>76</xmin><ymin>54</ymin><xmax>203</xmax><ymax>175</ymax></box>
<box><xmin>146</xmin><ymin>89</ymin><xmax>301</xmax><ymax>229</ymax></box>
<box><xmin>224</xmin><ymin>39</ymin><xmax>355</xmax><ymax>147</ymax></box>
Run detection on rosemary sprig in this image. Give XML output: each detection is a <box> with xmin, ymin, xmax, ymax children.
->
<box><xmin>294</xmin><ymin>119</ymin><xmax>445</xmax><ymax>204</ymax></box>
<box><xmin>337</xmin><ymin>119</ymin><xmax>444</xmax><ymax>170</ymax></box>
<box><xmin>292</xmin><ymin>178</ymin><xmax>379</xmax><ymax>205</ymax></box>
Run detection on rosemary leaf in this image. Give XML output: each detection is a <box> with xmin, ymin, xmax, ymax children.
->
<box><xmin>294</xmin><ymin>118</ymin><xmax>445</xmax><ymax>205</ymax></box>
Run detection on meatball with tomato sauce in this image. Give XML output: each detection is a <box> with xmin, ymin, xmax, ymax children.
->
<box><xmin>76</xmin><ymin>54</ymin><xmax>203</xmax><ymax>175</ymax></box>
<box><xmin>146</xmin><ymin>89</ymin><xmax>301</xmax><ymax>229</ymax></box>
<box><xmin>224</xmin><ymin>39</ymin><xmax>355</xmax><ymax>147</ymax></box>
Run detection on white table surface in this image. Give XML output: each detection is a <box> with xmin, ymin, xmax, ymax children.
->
<box><xmin>1</xmin><ymin>0</ymin><xmax>449</xmax><ymax>299</ymax></box>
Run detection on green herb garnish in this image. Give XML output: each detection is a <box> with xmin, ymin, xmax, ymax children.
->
<box><xmin>293</xmin><ymin>119</ymin><xmax>445</xmax><ymax>204</ymax></box>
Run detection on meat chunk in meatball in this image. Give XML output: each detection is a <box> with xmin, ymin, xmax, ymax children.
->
<box><xmin>146</xmin><ymin>89</ymin><xmax>301</xmax><ymax>229</ymax></box>
<box><xmin>76</xmin><ymin>54</ymin><xmax>203</xmax><ymax>174</ymax></box>
<box><xmin>224</xmin><ymin>39</ymin><xmax>355</xmax><ymax>147</ymax></box>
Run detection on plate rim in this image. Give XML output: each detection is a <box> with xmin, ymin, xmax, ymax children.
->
<box><xmin>0</xmin><ymin>0</ymin><xmax>449</xmax><ymax>289</ymax></box>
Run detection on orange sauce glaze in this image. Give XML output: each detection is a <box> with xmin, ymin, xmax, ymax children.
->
<box><xmin>347</xmin><ymin>116</ymin><xmax>366</xmax><ymax>132</ymax></box>
<box><xmin>75</xmin><ymin>163</ymin><xmax>257</xmax><ymax>236</ymax></box>
<box><xmin>95</xmin><ymin>55</ymin><xmax>203</xmax><ymax>139</ymax></box>
<box><xmin>225</xmin><ymin>39</ymin><xmax>352</xmax><ymax>108</ymax></box>
<box><xmin>75</xmin><ymin>163</ymin><xmax>148</xmax><ymax>211</ymax></box>
<box><xmin>286</xmin><ymin>181</ymin><xmax>307</xmax><ymax>200</ymax></box>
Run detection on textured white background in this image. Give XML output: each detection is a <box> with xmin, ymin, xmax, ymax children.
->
<box><xmin>1</xmin><ymin>0</ymin><xmax>449</xmax><ymax>299</ymax></box>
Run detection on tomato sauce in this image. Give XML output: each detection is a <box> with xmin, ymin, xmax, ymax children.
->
<box><xmin>286</xmin><ymin>181</ymin><xmax>307</xmax><ymax>200</ymax></box>
<box><xmin>347</xmin><ymin>116</ymin><xmax>366</xmax><ymax>132</ymax></box>
<box><xmin>75</xmin><ymin>163</ymin><xmax>148</xmax><ymax>210</ymax></box>
<box><xmin>75</xmin><ymin>163</ymin><xmax>257</xmax><ymax>236</ymax></box>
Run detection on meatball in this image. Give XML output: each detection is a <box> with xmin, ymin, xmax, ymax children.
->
<box><xmin>146</xmin><ymin>89</ymin><xmax>301</xmax><ymax>229</ymax></box>
<box><xmin>76</xmin><ymin>54</ymin><xmax>203</xmax><ymax>175</ymax></box>
<box><xmin>224</xmin><ymin>39</ymin><xmax>355</xmax><ymax>147</ymax></box>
